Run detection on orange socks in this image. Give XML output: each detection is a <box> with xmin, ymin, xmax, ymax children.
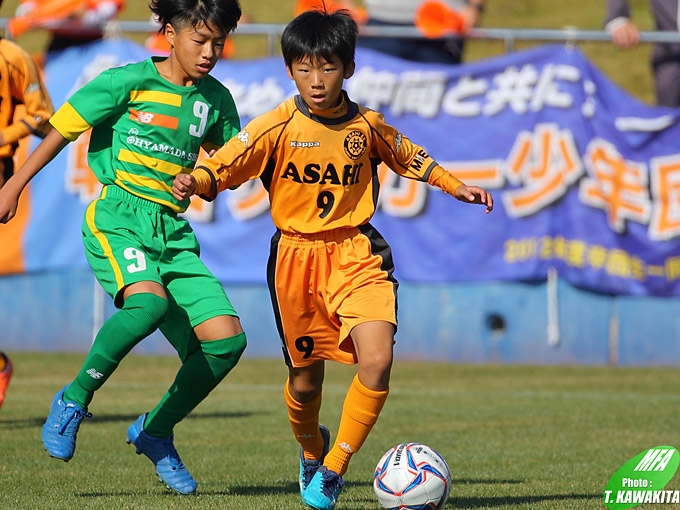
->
<box><xmin>323</xmin><ymin>374</ymin><xmax>388</xmax><ymax>476</ymax></box>
<box><xmin>284</xmin><ymin>379</ymin><xmax>325</xmax><ymax>461</ymax></box>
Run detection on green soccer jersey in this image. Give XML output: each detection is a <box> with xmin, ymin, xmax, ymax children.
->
<box><xmin>50</xmin><ymin>57</ymin><xmax>240</xmax><ymax>212</ymax></box>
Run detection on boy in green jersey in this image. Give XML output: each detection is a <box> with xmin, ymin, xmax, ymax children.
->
<box><xmin>0</xmin><ymin>0</ymin><xmax>246</xmax><ymax>495</ymax></box>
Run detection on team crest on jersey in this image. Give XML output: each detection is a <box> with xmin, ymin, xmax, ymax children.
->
<box><xmin>237</xmin><ymin>129</ymin><xmax>250</xmax><ymax>147</ymax></box>
<box><xmin>344</xmin><ymin>130</ymin><xmax>367</xmax><ymax>160</ymax></box>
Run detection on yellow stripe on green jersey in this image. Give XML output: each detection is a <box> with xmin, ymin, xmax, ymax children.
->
<box><xmin>84</xmin><ymin>196</ymin><xmax>125</xmax><ymax>288</ymax></box>
<box><xmin>116</xmin><ymin>170</ymin><xmax>173</xmax><ymax>193</ymax></box>
<box><xmin>130</xmin><ymin>89</ymin><xmax>182</xmax><ymax>107</ymax></box>
<box><xmin>117</xmin><ymin>148</ymin><xmax>188</xmax><ymax>176</ymax></box>
<box><xmin>116</xmin><ymin>180</ymin><xmax>183</xmax><ymax>212</ymax></box>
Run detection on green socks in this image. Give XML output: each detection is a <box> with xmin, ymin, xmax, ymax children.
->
<box><xmin>64</xmin><ymin>293</ymin><xmax>168</xmax><ymax>408</ymax></box>
<box><xmin>63</xmin><ymin>293</ymin><xmax>246</xmax><ymax>439</ymax></box>
<box><xmin>143</xmin><ymin>331</ymin><xmax>247</xmax><ymax>437</ymax></box>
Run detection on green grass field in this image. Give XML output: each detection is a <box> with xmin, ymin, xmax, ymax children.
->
<box><xmin>1</xmin><ymin>352</ymin><xmax>679</xmax><ymax>509</ymax></box>
<box><xmin>0</xmin><ymin>2</ymin><xmax>675</xmax><ymax>508</ymax></box>
<box><xmin>0</xmin><ymin>0</ymin><xmax>659</xmax><ymax>104</ymax></box>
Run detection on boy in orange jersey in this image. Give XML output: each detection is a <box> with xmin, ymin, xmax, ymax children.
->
<box><xmin>0</xmin><ymin>0</ymin><xmax>54</xmax><ymax>411</ymax></box>
<box><xmin>173</xmin><ymin>8</ymin><xmax>493</xmax><ymax>510</ymax></box>
<box><xmin>0</xmin><ymin>5</ymin><xmax>53</xmax><ymax>188</ymax></box>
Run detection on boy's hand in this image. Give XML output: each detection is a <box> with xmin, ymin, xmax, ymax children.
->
<box><xmin>173</xmin><ymin>173</ymin><xmax>197</xmax><ymax>201</ymax></box>
<box><xmin>0</xmin><ymin>185</ymin><xmax>20</xmax><ymax>223</ymax></box>
<box><xmin>454</xmin><ymin>185</ymin><xmax>493</xmax><ymax>214</ymax></box>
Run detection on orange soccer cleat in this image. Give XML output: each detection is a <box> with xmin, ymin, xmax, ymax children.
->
<box><xmin>0</xmin><ymin>352</ymin><xmax>13</xmax><ymax>410</ymax></box>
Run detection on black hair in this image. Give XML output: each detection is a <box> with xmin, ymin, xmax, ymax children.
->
<box><xmin>281</xmin><ymin>8</ymin><xmax>358</xmax><ymax>69</ymax></box>
<box><xmin>149</xmin><ymin>0</ymin><xmax>241</xmax><ymax>35</ymax></box>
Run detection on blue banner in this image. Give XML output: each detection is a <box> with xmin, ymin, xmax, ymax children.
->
<box><xmin>4</xmin><ymin>39</ymin><xmax>680</xmax><ymax>297</ymax></box>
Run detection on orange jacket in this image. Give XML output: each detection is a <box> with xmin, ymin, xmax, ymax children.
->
<box><xmin>0</xmin><ymin>38</ymin><xmax>53</xmax><ymax>158</ymax></box>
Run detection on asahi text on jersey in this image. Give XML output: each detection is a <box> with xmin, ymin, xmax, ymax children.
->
<box><xmin>281</xmin><ymin>160</ymin><xmax>363</xmax><ymax>186</ymax></box>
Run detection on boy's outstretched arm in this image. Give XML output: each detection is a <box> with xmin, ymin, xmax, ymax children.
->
<box><xmin>453</xmin><ymin>185</ymin><xmax>494</xmax><ymax>214</ymax></box>
<box><xmin>173</xmin><ymin>173</ymin><xmax>197</xmax><ymax>202</ymax></box>
<box><xmin>0</xmin><ymin>129</ymin><xmax>69</xmax><ymax>223</ymax></box>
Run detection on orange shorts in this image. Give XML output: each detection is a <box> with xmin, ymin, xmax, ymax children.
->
<box><xmin>267</xmin><ymin>224</ymin><xmax>399</xmax><ymax>368</ymax></box>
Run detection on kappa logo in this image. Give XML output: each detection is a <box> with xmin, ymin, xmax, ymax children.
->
<box><xmin>290</xmin><ymin>140</ymin><xmax>320</xmax><ymax>148</ymax></box>
<box><xmin>395</xmin><ymin>133</ymin><xmax>403</xmax><ymax>153</ymax></box>
<box><xmin>338</xmin><ymin>442</ymin><xmax>354</xmax><ymax>453</ymax></box>
<box><xmin>237</xmin><ymin>129</ymin><xmax>250</xmax><ymax>147</ymax></box>
<box><xmin>343</xmin><ymin>130</ymin><xmax>367</xmax><ymax>160</ymax></box>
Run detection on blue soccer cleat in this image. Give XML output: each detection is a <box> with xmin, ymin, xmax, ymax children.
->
<box><xmin>302</xmin><ymin>466</ymin><xmax>345</xmax><ymax>510</ymax></box>
<box><xmin>41</xmin><ymin>385</ymin><xmax>91</xmax><ymax>461</ymax></box>
<box><xmin>126</xmin><ymin>414</ymin><xmax>197</xmax><ymax>495</ymax></box>
<box><xmin>299</xmin><ymin>424</ymin><xmax>331</xmax><ymax>496</ymax></box>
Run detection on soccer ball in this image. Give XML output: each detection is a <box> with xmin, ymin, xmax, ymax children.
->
<box><xmin>373</xmin><ymin>442</ymin><xmax>452</xmax><ymax>510</ymax></box>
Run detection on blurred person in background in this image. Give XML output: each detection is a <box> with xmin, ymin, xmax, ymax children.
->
<box><xmin>11</xmin><ymin>0</ymin><xmax>125</xmax><ymax>52</ymax></box>
<box><xmin>0</xmin><ymin>352</ymin><xmax>12</xmax><ymax>410</ymax></box>
<box><xmin>605</xmin><ymin>0</ymin><xmax>680</xmax><ymax>107</ymax></box>
<box><xmin>0</xmin><ymin>2</ymin><xmax>53</xmax><ymax>188</ymax></box>
<box><xmin>356</xmin><ymin>0</ymin><xmax>485</xmax><ymax>64</ymax></box>
<box><xmin>0</xmin><ymin>0</ymin><xmax>54</xmax><ymax>411</ymax></box>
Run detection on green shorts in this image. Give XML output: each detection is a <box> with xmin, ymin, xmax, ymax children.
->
<box><xmin>82</xmin><ymin>185</ymin><xmax>237</xmax><ymax>355</ymax></box>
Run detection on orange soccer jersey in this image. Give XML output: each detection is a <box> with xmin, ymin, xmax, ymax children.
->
<box><xmin>192</xmin><ymin>92</ymin><xmax>464</xmax><ymax>233</ymax></box>
<box><xmin>0</xmin><ymin>37</ymin><xmax>53</xmax><ymax>160</ymax></box>
<box><xmin>193</xmin><ymin>92</ymin><xmax>466</xmax><ymax>366</ymax></box>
